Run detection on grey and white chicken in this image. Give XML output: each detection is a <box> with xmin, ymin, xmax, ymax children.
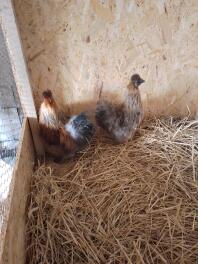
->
<box><xmin>95</xmin><ymin>74</ymin><xmax>145</xmax><ymax>143</ymax></box>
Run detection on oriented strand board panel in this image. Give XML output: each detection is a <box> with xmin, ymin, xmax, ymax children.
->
<box><xmin>13</xmin><ymin>0</ymin><xmax>198</xmax><ymax>117</ymax></box>
<box><xmin>1</xmin><ymin>118</ymin><xmax>35</xmax><ymax>264</ymax></box>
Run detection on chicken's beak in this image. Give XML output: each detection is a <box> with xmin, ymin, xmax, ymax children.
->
<box><xmin>138</xmin><ymin>78</ymin><xmax>145</xmax><ymax>86</ymax></box>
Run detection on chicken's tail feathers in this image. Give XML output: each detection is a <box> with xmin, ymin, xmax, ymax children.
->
<box><xmin>65</xmin><ymin>113</ymin><xmax>95</xmax><ymax>146</ymax></box>
<box><xmin>59</xmin><ymin>127</ymin><xmax>77</xmax><ymax>151</ymax></box>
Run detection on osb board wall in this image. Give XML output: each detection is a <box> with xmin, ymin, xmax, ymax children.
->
<box><xmin>2</xmin><ymin>118</ymin><xmax>35</xmax><ymax>264</ymax></box>
<box><xmin>13</xmin><ymin>0</ymin><xmax>198</xmax><ymax>117</ymax></box>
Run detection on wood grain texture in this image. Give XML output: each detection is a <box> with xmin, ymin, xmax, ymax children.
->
<box><xmin>13</xmin><ymin>0</ymin><xmax>198</xmax><ymax>117</ymax></box>
<box><xmin>1</xmin><ymin>118</ymin><xmax>35</xmax><ymax>264</ymax></box>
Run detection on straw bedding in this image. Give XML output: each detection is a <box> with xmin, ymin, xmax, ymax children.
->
<box><xmin>26</xmin><ymin>118</ymin><xmax>198</xmax><ymax>264</ymax></box>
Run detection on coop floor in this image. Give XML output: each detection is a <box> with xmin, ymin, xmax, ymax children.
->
<box><xmin>27</xmin><ymin>118</ymin><xmax>198</xmax><ymax>264</ymax></box>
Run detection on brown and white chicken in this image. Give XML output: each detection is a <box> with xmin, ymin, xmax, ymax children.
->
<box><xmin>39</xmin><ymin>89</ymin><xmax>95</xmax><ymax>162</ymax></box>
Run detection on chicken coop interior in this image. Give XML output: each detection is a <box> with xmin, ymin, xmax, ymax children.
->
<box><xmin>0</xmin><ymin>0</ymin><xmax>198</xmax><ymax>263</ymax></box>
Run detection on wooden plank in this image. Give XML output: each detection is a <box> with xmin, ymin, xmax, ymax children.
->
<box><xmin>0</xmin><ymin>118</ymin><xmax>35</xmax><ymax>264</ymax></box>
<box><xmin>0</xmin><ymin>0</ymin><xmax>44</xmax><ymax>157</ymax></box>
<box><xmin>28</xmin><ymin>117</ymin><xmax>45</xmax><ymax>161</ymax></box>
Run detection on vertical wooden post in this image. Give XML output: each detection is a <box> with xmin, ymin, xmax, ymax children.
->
<box><xmin>0</xmin><ymin>0</ymin><xmax>44</xmax><ymax>158</ymax></box>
